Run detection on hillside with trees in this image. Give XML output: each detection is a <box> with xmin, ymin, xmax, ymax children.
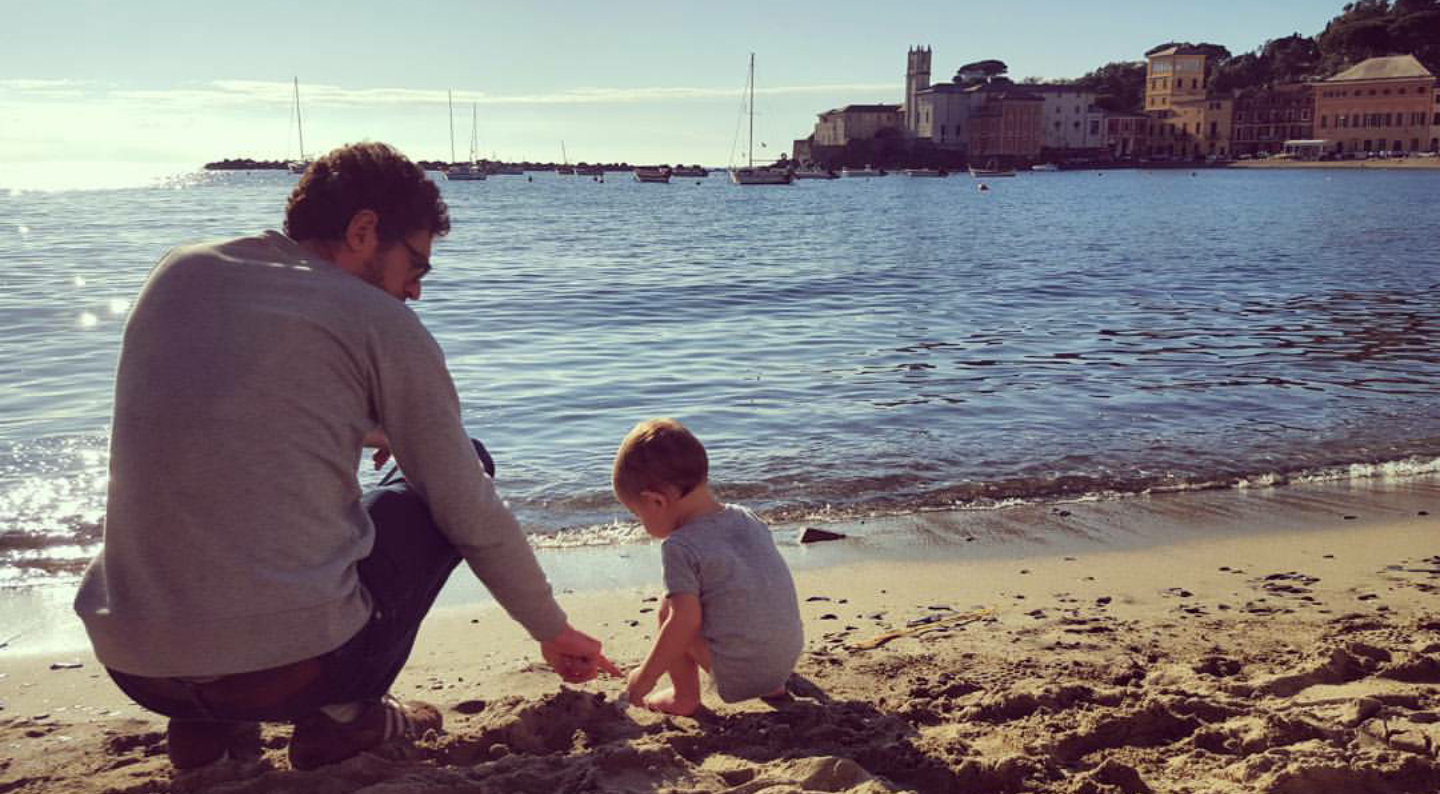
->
<box><xmin>1064</xmin><ymin>1</ymin><xmax>1439</xmax><ymax>113</ymax></box>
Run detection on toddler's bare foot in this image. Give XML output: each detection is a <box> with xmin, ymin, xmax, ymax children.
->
<box><xmin>643</xmin><ymin>686</ymin><xmax>700</xmax><ymax>716</ymax></box>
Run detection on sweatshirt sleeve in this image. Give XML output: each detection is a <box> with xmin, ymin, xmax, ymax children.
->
<box><xmin>366</xmin><ymin>309</ymin><xmax>568</xmax><ymax>642</ymax></box>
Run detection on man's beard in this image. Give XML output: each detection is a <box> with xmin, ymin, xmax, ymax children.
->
<box><xmin>359</xmin><ymin>251</ymin><xmax>387</xmax><ymax>290</ymax></box>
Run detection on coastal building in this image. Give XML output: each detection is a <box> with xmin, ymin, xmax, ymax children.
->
<box><xmin>1144</xmin><ymin>45</ymin><xmax>1227</xmax><ymax>159</ymax></box>
<box><xmin>1434</xmin><ymin>85</ymin><xmax>1440</xmax><ymax>151</ymax></box>
<box><xmin>1314</xmin><ymin>55</ymin><xmax>1437</xmax><ymax>156</ymax></box>
<box><xmin>966</xmin><ymin>80</ymin><xmax>1045</xmax><ymax>160</ymax></box>
<box><xmin>812</xmin><ymin>104</ymin><xmax>905</xmax><ymax>147</ymax></box>
<box><xmin>1230</xmin><ymin>83</ymin><xmax>1314</xmax><ymax>158</ymax></box>
<box><xmin>912</xmin><ymin>79</ymin><xmax>975</xmax><ymax>152</ymax></box>
<box><xmin>1104</xmin><ymin>113</ymin><xmax>1150</xmax><ymax>158</ymax></box>
<box><xmin>905</xmin><ymin>46</ymin><xmax>931</xmax><ymax>138</ymax></box>
<box><xmin>1030</xmin><ymin>85</ymin><xmax>1105</xmax><ymax>155</ymax></box>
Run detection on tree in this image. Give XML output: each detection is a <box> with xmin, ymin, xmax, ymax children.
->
<box><xmin>956</xmin><ymin>59</ymin><xmax>1008</xmax><ymax>82</ymax></box>
<box><xmin>1069</xmin><ymin>61</ymin><xmax>1147</xmax><ymax>113</ymax></box>
<box><xmin>1262</xmin><ymin>34</ymin><xmax>1322</xmax><ymax>82</ymax></box>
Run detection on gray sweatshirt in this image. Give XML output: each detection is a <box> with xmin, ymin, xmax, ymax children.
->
<box><xmin>74</xmin><ymin>231</ymin><xmax>567</xmax><ymax>677</ymax></box>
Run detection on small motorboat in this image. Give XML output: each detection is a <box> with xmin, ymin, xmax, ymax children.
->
<box><xmin>633</xmin><ymin>166</ymin><xmax>671</xmax><ymax>183</ymax></box>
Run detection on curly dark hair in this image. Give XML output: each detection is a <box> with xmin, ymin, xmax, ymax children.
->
<box><xmin>284</xmin><ymin>142</ymin><xmax>450</xmax><ymax>243</ymax></box>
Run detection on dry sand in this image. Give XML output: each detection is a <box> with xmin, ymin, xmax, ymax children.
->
<box><xmin>2</xmin><ymin>476</ymin><xmax>1438</xmax><ymax>793</ymax></box>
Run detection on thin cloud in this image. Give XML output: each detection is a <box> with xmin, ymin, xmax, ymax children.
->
<box><xmin>100</xmin><ymin>79</ymin><xmax>897</xmax><ymax>109</ymax></box>
<box><xmin>0</xmin><ymin>78</ymin><xmax>98</xmax><ymax>99</ymax></box>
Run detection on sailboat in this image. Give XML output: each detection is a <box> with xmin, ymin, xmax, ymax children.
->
<box><xmin>556</xmin><ymin>141</ymin><xmax>574</xmax><ymax>175</ymax></box>
<box><xmin>730</xmin><ymin>53</ymin><xmax>792</xmax><ymax>186</ymax></box>
<box><xmin>286</xmin><ymin>77</ymin><xmax>312</xmax><ymax>174</ymax></box>
<box><xmin>445</xmin><ymin>92</ymin><xmax>485</xmax><ymax>181</ymax></box>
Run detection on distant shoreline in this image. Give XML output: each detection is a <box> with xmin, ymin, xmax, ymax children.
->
<box><xmin>1225</xmin><ymin>157</ymin><xmax>1440</xmax><ymax>170</ymax></box>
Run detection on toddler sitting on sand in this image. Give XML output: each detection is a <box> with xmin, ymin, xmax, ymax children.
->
<box><xmin>614</xmin><ymin>418</ymin><xmax>804</xmax><ymax>715</ymax></box>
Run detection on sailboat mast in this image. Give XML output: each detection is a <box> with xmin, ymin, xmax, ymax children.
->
<box><xmin>448</xmin><ymin>90</ymin><xmax>456</xmax><ymax>164</ymax></box>
<box><xmin>748</xmin><ymin>52</ymin><xmax>755</xmax><ymax>168</ymax></box>
<box><xmin>470</xmin><ymin>103</ymin><xmax>478</xmax><ymax>164</ymax></box>
<box><xmin>293</xmin><ymin>77</ymin><xmax>305</xmax><ymax>160</ymax></box>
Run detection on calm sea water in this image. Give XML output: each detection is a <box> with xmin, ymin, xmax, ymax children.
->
<box><xmin>2</xmin><ymin>167</ymin><xmax>1438</xmax><ymax>586</ymax></box>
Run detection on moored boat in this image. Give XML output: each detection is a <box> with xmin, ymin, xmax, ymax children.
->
<box><xmin>729</xmin><ymin>53</ymin><xmax>791</xmax><ymax>187</ymax></box>
<box><xmin>286</xmin><ymin>77</ymin><xmax>312</xmax><ymax>174</ymax></box>
<box><xmin>730</xmin><ymin>167</ymin><xmax>792</xmax><ymax>185</ymax></box>
<box><xmin>969</xmin><ymin>159</ymin><xmax>1017</xmax><ymax>177</ymax></box>
<box><xmin>793</xmin><ymin>168</ymin><xmax>838</xmax><ymax>180</ymax></box>
<box><xmin>445</xmin><ymin>162</ymin><xmax>486</xmax><ymax>181</ymax></box>
<box><xmin>905</xmin><ymin>168</ymin><xmax>947</xmax><ymax>177</ymax></box>
<box><xmin>444</xmin><ymin>92</ymin><xmax>487</xmax><ymax>181</ymax></box>
<box><xmin>671</xmin><ymin>165</ymin><xmax>709</xmax><ymax>177</ymax></box>
<box><xmin>1031</xmin><ymin>163</ymin><xmax>1060</xmax><ymax>172</ymax></box>
<box><xmin>842</xmin><ymin>166</ymin><xmax>885</xmax><ymax>177</ymax></box>
<box><xmin>633</xmin><ymin>166</ymin><xmax>671</xmax><ymax>183</ymax></box>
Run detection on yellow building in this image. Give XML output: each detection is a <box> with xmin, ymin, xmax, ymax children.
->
<box><xmin>1314</xmin><ymin>55</ymin><xmax>1437</xmax><ymax>156</ymax></box>
<box><xmin>1144</xmin><ymin>45</ymin><xmax>1229</xmax><ymax>159</ymax></box>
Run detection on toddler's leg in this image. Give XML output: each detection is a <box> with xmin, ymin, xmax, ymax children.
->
<box><xmin>644</xmin><ymin>599</ymin><xmax>711</xmax><ymax>716</ymax></box>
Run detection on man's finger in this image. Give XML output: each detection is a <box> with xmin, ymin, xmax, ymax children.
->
<box><xmin>595</xmin><ymin>653</ymin><xmax>623</xmax><ymax>678</ymax></box>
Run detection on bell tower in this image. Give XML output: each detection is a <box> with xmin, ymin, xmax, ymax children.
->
<box><xmin>906</xmin><ymin>46</ymin><xmax>932</xmax><ymax>137</ymax></box>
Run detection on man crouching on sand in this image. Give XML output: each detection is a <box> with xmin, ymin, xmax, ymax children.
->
<box><xmin>73</xmin><ymin>142</ymin><xmax>618</xmax><ymax>771</ymax></box>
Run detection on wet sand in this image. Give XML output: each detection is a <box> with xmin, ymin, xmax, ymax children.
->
<box><xmin>2</xmin><ymin>476</ymin><xmax>1437</xmax><ymax>793</ymax></box>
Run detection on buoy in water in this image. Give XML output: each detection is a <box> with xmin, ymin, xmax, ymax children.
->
<box><xmin>977</xmin><ymin>183</ymin><xmax>990</xmax><ymax>192</ymax></box>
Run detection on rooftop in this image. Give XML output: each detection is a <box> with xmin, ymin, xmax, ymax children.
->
<box><xmin>1148</xmin><ymin>46</ymin><xmax>1212</xmax><ymax>58</ymax></box>
<box><xmin>822</xmin><ymin>104</ymin><xmax>902</xmax><ymax>116</ymax></box>
<box><xmin>1324</xmin><ymin>55</ymin><xmax>1435</xmax><ymax>82</ymax></box>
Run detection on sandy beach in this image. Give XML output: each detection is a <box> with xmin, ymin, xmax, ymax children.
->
<box><xmin>2</xmin><ymin>475</ymin><xmax>1438</xmax><ymax>794</ymax></box>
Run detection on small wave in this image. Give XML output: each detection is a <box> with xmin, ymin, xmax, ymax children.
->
<box><xmin>5</xmin><ymin>452</ymin><xmax>1439</xmax><ymax>588</ymax></box>
<box><xmin>524</xmin><ymin>452</ymin><xmax>1440</xmax><ymax>547</ymax></box>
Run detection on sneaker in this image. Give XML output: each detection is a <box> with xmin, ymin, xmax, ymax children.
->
<box><xmin>166</xmin><ymin>719</ymin><xmax>262</xmax><ymax>770</ymax></box>
<box><xmin>287</xmin><ymin>695</ymin><xmax>442</xmax><ymax>770</ymax></box>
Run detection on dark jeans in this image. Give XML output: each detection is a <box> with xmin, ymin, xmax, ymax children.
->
<box><xmin>109</xmin><ymin>440</ymin><xmax>495</xmax><ymax>724</ymax></box>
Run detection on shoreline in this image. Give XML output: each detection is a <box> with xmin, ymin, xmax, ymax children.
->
<box><xmin>1224</xmin><ymin>157</ymin><xmax>1440</xmax><ymax>170</ymax></box>
<box><xmin>2</xmin><ymin>473</ymin><xmax>1436</xmax><ymax>657</ymax></box>
<box><xmin>2</xmin><ymin>475</ymin><xmax>1437</xmax><ymax>792</ymax></box>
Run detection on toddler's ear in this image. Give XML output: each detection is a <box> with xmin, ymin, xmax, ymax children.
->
<box><xmin>638</xmin><ymin>488</ymin><xmax>672</xmax><ymax>511</ymax></box>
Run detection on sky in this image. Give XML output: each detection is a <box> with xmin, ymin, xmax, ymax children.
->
<box><xmin>1</xmin><ymin>0</ymin><xmax>1344</xmax><ymax>189</ymax></box>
